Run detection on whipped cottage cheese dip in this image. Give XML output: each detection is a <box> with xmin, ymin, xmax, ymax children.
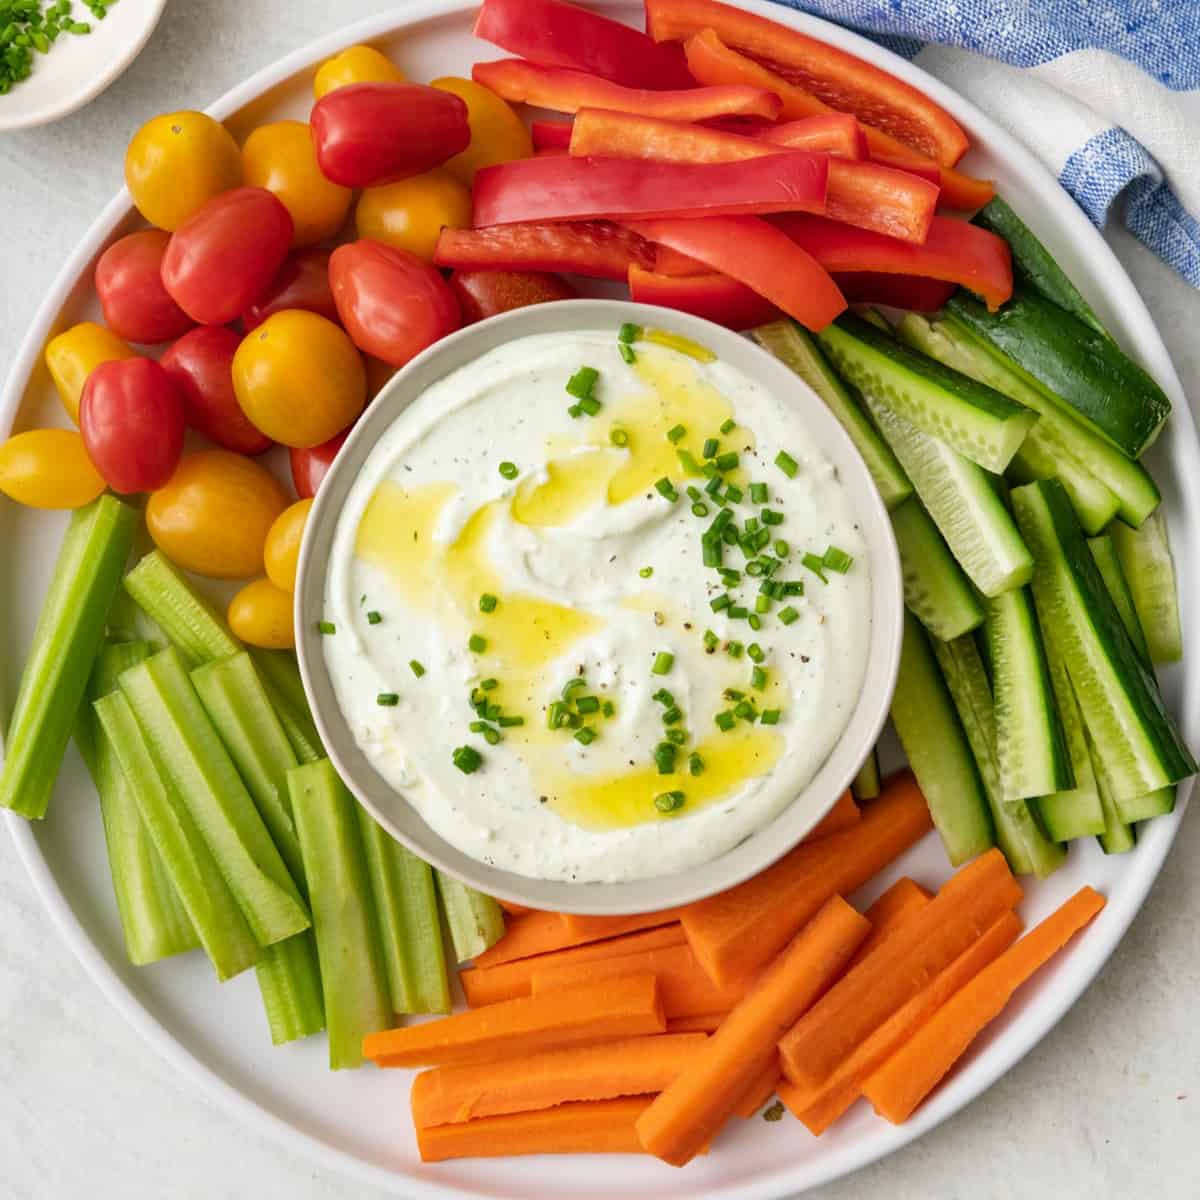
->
<box><xmin>322</xmin><ymin>328</ymin><xmax>871</xmax><ymax>883</ymax></box>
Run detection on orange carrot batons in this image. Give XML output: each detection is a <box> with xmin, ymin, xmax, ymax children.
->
<box><xmin>364</xmin><ymin>974</ymin><xmax>665</xmax><ymax>1068</ymax></box>
<box><xmin>805</xmin><ymin>789</ymin><xmax>860</xmax><ymax>840</ymax></box>
<box><xmin>863</xmin><ymin>886</ymin><xmax>1106</xmax><ymax>1124</ymax></box>
<box><xmin>732</xmin><ymin>1054</ymin><xmax>782</xmax><ymax>1119</ymax></box>
<box><xmin>844</xmin><ymin>876</ymin><xmax>933</xmax><ymax>972</ymax></box>
<box><xmin>411</xmin><ymin>1033</ymin><xmax>706</xmax><ymax>1128</ymax></box>
<box><xmin>636</xmin><ymin>895</ymin><xmax>870</xmax><ymax>1166</ymax></box>
<box><xmin>557</xmin><ymin>907</ymin><xmax>684</xmax><ymax>940</ymax></box>
<box><xmin>667</xmin><ymin>1012</ymin><xmax>727</xmax><ymax>1034</ymax></box>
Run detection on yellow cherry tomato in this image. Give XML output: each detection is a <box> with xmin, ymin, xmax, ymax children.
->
<box><xmin>228</xmin><ymin>578</ymin><xmax>296</xmax><ymax>649</ymax></box>
<box><xmin>233</xmin><ymin>310</ymin><xmax>365</xmax><ymax>448</ymax></box>
<box><xmin>430</xmin><ymin>77</ymin><xmax>532</xmax><ymax>184</ymax></box>
<box><xmin>44</xmin><ymin>323</ymin><xmax>137</xmax><ymax>425</ymax></box>
<box><xmin>264</xmin><ymin>498</ymin><xmax>313</xmax><ymax>592</ymax></box>
<box><xmin>355</xmin><ymin>169</ymin><xmax>472</xmax><ymax>261</ymax></box>
<box><xmin>242</xmin><ymin>120</ymin><xmax>352</xmax><ymax>248</ymax></box>
<box><xmin>0</xmin><ymin>429</ymin><xmax>107</xmax><ymax>509</ymax></box>
<box><xmin>147</xmin><ymin>449</ymin><xmax>289</xmax><ymax>580</ymax></box>
<box><xmin>125</xmin><ymin>111</ymin><xmax>242</xmax><ymax>232</ymax></box>
<box><xmin>313</xmin><ymin>44</ymin><xmax>405</xmax><ymax>100</ymax></box>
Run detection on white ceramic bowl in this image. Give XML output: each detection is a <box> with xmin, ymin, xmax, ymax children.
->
<box><xmin>295</xmin><ymin>298</ymin><xmax>904</xmax><ymax>914</ymax></box>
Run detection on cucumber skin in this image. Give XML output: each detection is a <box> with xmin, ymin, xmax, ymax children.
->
<box><xmin>818</xmin><ymin>313</ymin><xmax>1036</xmax><ymax>475</ymax></box>
<box><xmin>1011</xmin><ymin>480</ymin><xmax>1196</xmax><ymax>798</ymax></box>
<box><xmin>946</xmin><ymin>289</ymin><xmax>1169</xmax><ymax>458</ymax></box>
<box><xmin>891</xmin><ymin>611</ymin><xmax>995</xmax><ymax>866</ymax></box>
<box><xmin>851</xmin><ymin>748</ymin><xmax>881</xmax><ymax>802</ymax></box>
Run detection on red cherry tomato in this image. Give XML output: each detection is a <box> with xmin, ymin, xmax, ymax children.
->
<box><xmin>310</xmin><ymin>83</ymin><xmax>470</xmax><ymax>188</ymax></box>
<box><xmin>450</xmin><ymin>269</ymin><xmax>577</xmax><ymax>324</ymax></box>
<box><xmin>94</xmin><ymin>230</ymin><xmax>196</xmax><ymax>345</ymax></box>
<box><xmin>161</xmin><ymin>187</ymin><xmax>293</xmax><ymax>326</ymax></box>
<box><xmin>80</xmin><ymin>358</ymin><xmax>186</xmax><ymax>494</ymax></box>
<box><xmin>241</xmin><ymin>249</ymin><xmax>339</xmax><ymax>332</ymax></box>
<box><xmin>160</xmin><ymin>326</ymin><xmax>273</xmax><ymax>455</ymax></box>
<box><xmin>289</xmin><ymin>428</ymin><xmax>350</xmax><ymax>498</ymax></box>
<box><xmin>329</xmin><ymin>240</ymin><xmax>461</xmax><ymax>368</ymax></box>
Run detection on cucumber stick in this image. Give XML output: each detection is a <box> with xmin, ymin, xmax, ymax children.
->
<box><xmin>80</xmin><ymin>641</ymin><xmax>198</xmax><ymax>965</ymax></box>
<box><xmin>356</xmin><ymin>805</ymin><xmax>451</xmax><ymax>1015</ymax></box>
<box><xmin>749</xmin><ymin>319</ymin><xmax>912</xmax><ymax>510</ymax></box>
<box><xmin>851</xmin><ymin>747</ymin><xmax>881</xmax><ymax>802</ymax></box>
<box><xmin>250</xmin><ymin>648</ymin><xmax>324</xmax><ymax>764</ymax></box>
<box><xmin>896</xmin><ymin>312</ymin><xmax>1157</xmax><ymax>528</ymax></box>
<box><xmin>865</xmin><ymin>392</ymin><xmax>1032</xmax><ymax>596</ymax></box>
<box><xmin>289</xmin><ymin>759</ymin><xmax>392</xmax><ymax>1068</ymax></box>
<box><xmin>1011</xmin><ymin>480</ymin><xmax>1196</xmax><ymax>800</ymax></box>
<box><xmin>972</xmin><ymin>197</ymin><xmax>1110</xmax><ymax>338</ymax></box>
<box><xmin>890</xmin><ymin>497</ymin><xmax>984</xmax><ymax>640</ymax></box>
<box><xmin>119</xmin><ymin>646</ymin><xmax>311</xmax><ymax>947</ymax></box>
<box><xmin>817</xmin><ymin>313</ymin><xmax>1036</xmax><ymax>474</ymax></box>
<box><xmin>436</xmin><ymin>871</ymin><xmax>506</xmax><ymax>964</ymax></box>
<box><xmin>1005</xmin><ymin>428</ymin><xmax>1120</xmax><ymax>536</ymax></box>
<box><xmin>932</xmin><ymin>635</ymin><xmax>1065</xmax><ymax>878</ymax></box>
<box><xmin>94</xmin><ymin>691</ymin><xmax>260</xmax><ymax>981</ymax></box>
<box><xmin>0</xmin><ymin>496</ymin><xmax>137</xmax><ymax>819</ymax></box>
<box><xmin>890</xmin><ymin>610</ymin><xmax>994</xmax><ymax>865</ymax></box>
<box><xmin>945</xmin><ymin>290</ymin><xmax>1169</xmax><ymax>458</ymax></box>
<box><xmin>1108</xmin><ymin>512</ymin><xmax>1182</xmax><ymax>664</ymax></box>
<box><xmin>1092</xmin><ymin>737</ymin><xmax>1136</xmax><ymax>854</ymax></box>
<box><xmin>985</xmin><ymin>587</ymin><xmax>1073</xmax><ymax>801</ymax></box>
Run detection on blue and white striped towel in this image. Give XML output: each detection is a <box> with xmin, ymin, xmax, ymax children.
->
<box><xmin>767</xmin><ymin>0</ymin><xmax>1200</xmax><ymax>287</ymax></box>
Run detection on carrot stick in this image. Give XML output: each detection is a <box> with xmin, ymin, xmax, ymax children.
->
<box><xmin>461</xmin><ymin>924</ymin><xmax>687</xmax><ymax>1007</ymax></box>
<box><xmin>558</xmin><ymin>907</ymin><xmax>683</xmax><ymax>940</ymax></box>
<box><xmin>417</xmin><ymin>1096</ymin><xmax>652</xmax><ymax>1161</ymax></box>
<box><xmin>364</xmin><ymin>974</ymin><xmax>665</xmax><ymax>1068</ymax></box>
<box><xmin>497</xmin><ymin>900</ymin><xmax>533</xmax><ymax>916</ymax></box>
<box><xmin>863</xmin><ymin>886</ymin><xmax>1106</xmax><ymax>1123</ymax></box>
<box><xmin>411</xmin><ymin>1032</ymin><xmax>705</xmax><ymax>1127</ymax></box>
<box><xmin>636</xmin><ymin>895</ymin><xmax>870</xmax><ymax>1166</ymax></box>
<box><xmin>531</xmin><ymin>941</ymin><xmax>746</xmax><ymax>1017</ymax></box>
<box><xmin>805</xmin><ymin>790</ymin><xmax>860</xmax><ymax>841</ymax></box>
<box><xmin>778</xmin><ymin>849</ymin><xmax>1022</xmax><ymax>1091</ymax></box>
<box><xmin>680</xmin><ymin>769</ymin><xmax>933</xmax><ymax>986</ymax></box>
<box><xmin>667</xmin><ymin>1011</ymin><xmax>726</xmax><ymax>1034</ymax></box>
<box><xmin>782</xmin><ymin>909</ymin><xmax>1021</xmax><ymax>1133</ymax></box>
<box><xmin>843</xmin><ymin>877</ymin><xmax>933</xmax><ymax>973</ymax></box>
<box><xmin>732</xmin><ymin>1053</ymin><xmax>780</xmax><ymax>1119</ymax></box>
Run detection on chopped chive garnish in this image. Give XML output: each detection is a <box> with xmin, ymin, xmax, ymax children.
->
<box><xmin>498</xmin><ymin>714</ymin><xmax>525</xmax><ymax>727</ymax></box>
<box><xmin>747</xmin><ymin>642</ymin><xmax>765</xmax><ymax>662</ymax></box>
<box><xmin>654</xmin><ymin>743</ymin><xmax>677</xmax><ymax>774</ymax></box>
<box><xmin>468</xmin><ymin>633</ymin><xmax>487</xmax><ymax>653</ymax></box>
<box><xmin>726</xmin><ymin>641</ymin><xmax>744</xmax><ymax>659</ymax></box>
<box><xmin>611</xmin><ymin>427</ymin><xmax>630</xmax><ymax>447</ymax></box>
<box><xmin>724</xmin><ymin>484</ymin><xmax>744</xmax><ymax>503</ymax></box>
<box><xmin>480</xmin><ymin>678</ymin><xmax>499</xmax><ymax>691</ymax></box>
<box><xmin>547</xmin><ymin>701</ymin><xmax>567</xmax><ymax>730</ymax></box>
<box><xmin>750</xmin><ymin>482</ymin><xmax>768</xmax><ymax>505</ymax></box>
<box><xmin>619</xmin><ymin>342</ymin><xmax>637</xmax><ymax>365</ymax></box>
<box><xmin>718</xmin><ymin>568</ymin><xmax>742</xmax><ymax>586</ymax></box>
<box><xmin>775</xmin><ymin>450</ymin><xmax>799</xmax><ymax>478</ymax></box>
<box><xmin>485</xmin><ymin>703</ymin><xmax>502</xmax><ymax>721</ymax></box>
<box><xmin>578</xmin><ymin>395</ymin><xmax>602</xmax><ymax>417</ymax></box>
<box><xmin>662</xmin><ymin>706</ymin><xmax>682</xmax><ymax>725</ymax></box>
<box><xmin>720</xmin><ymin>418</ymin><xmax>736</xmax><ymax>435</ymax></box>
<box><xmin>654</xmin><ymin>790</ymin><xmax>686</xmax><ymax>813</ymax></box>
<box><xmin>724</xmin><ymin>688</ymin><xmax>745</xmax><ymax>701</ymax></box>
<box><xmin>452</xmin><ymin>745</ymin><xmax>483</xmax><ymax>773</ymax></box>
<box><xmin>409</xmin><ymin>659</ymin><xmax>426</xmax><ymax>677</ymax></box>
<box><xmin>689</xmin><ymin>751</ymin><xmax>705</xmax><ymax>775</ymax></box>
<box><xmin>728</xmin><ymin>605</ymin><xmax>748</xmax><ymax>620</ymax></box>
<box><xmin>704</xmin><ymin>474</ymin><xmax>722</xmax><ymax>496</ymax></box>
<box><xmin>762</xmin><ymin>508</ymin><xmax>784</xmax><ymax>526</ymax></box>
<box><xmin>754</xmin><ymin>528</ymin><xmax>771</xmax><ymax>550</ymax></box>
<box><xmin>721</xmin><ymin>524</ymin><xmax>738</xmax><ymax>545</ymax></box>
<box><xmin>479</xmin><ymin>593</ymin><xmax>498</xmax><ymax>613</ymax></box>
<box><xmin>745</xmin><ymin>561</ymin><xmax>765</xmax><ymax>578</ymax></box>
<box><xmin>652</xmin><ymin>651</ymin><xmax>675</xmax><ymax>676</ymax></box>
<box><xmin>774</xmin><ymin>539</ymin><xmax>790</xmax><ymax>557</ymax></box>
<box><xmin>482</xmin><ymin>726</ymin><xmax>501</xmax><ymax>745</ymax></box>
<box><xmin>710</xmin><ymin>593</ymin><xmax>732</xmax><ymax>613</ymax></box>
<box><xmin>751</xmin><ymin>666</ymin><xmax>768</xmax><ymax>691</ymax></box>
<box><xmin>702</xmin><ymin>437</ymin><xmax>719</xmax><ymax>460</ymax></box>
<box><xmin>745</xmin><ymin>516</ymin><xmax>760</xmax><ymax>534</ymax></box>
<box><xmin>761</xmin><ymin>708</ymin><xmax>781</xmax><ymax>725</ymax></box>
<box><xmin>574</xmin><ymin>726</ymin><xmax>597</xmax><ymax>746</ymax></box>
<box><xmin>567</xmin><ymin>403</ymin><xmax>582</xmax><ymax>418</ymax></box>
<box><xmin>748</xmin><ymin>613</ymin><xmax>762</xmax><ymax>630</ymax></box>
<box><xmin>366</xmin><ymin>610</ymin><xmax>382</xmax><ymax>625</ymax></box>
<box><xmin>779</xmin><ymin>605</ymin><xmax>800</xmax><ymax>625</ymax></box>
<box><xmin>562</xmin><ymin>678</ymin><xmax>587</xmax><ymax>698</ymax></box>
<box><xmin>802</xmin><ymin>552</ymin><xmax>829</xmax><ymax>582</ymax></box>
<box><xmin>619</xmin><ymin>322</ymin><xmax>642</xmax><ymax>343</ymax></box>
<box><xmin>783</xmin><ymin>580</ymin><xmax>805</xmax><ymax>596</ymax></box>
<box><xmin>602</xmin><ymin>700</ymin><xmax>615</xmax><ymax>718</ymax></box>
<box><xmin>687</xmin><ymin>485</ymin><xmax>703</xmax><ymax>502</ymax></box>
<box><xmin>576</xmin><ymin>695</ymin><xmax>600</xmax><ymax>714</ymax></box>
<box><xmin>823</xmin><ymin>545</ymin><xmax>854</xmax><ymax>573</ymax></box>
<box><xmin>703</xmin><ymin>629</ymin><xmax>719</xmax><ymax>651</ymax></box>
<box><xmin>639</xmin><ymin>565</ymin><xmax>654</xmax><ymax>578</ymax></box>
<box><xmin>566</xmin><ymin>365</ymin><xmax>599</xmax><ymax>400</ymax></box>
<box><xmin>703</xmin><ymin>539</ymin><xmax>722</xmax><ymax>568</ymax></box>
<box><xmin>691</xmin><ymin>502</ymin><xmax>709</xmax><ymax>517</ymax></box>
<box><xmin>654</xmin><ymin>477</ymin><xmax>679</xmax><ymax>501</ymax></box>
<box><xmin>652</xmin><ymin>688</ymin><xmax>675</xmax><ymax>706</ymax></box>
<box><xmin>702</xmin><ymin>461</ymin><xmax>720</xmax><ymax>480</ymax></box>
<box><xmin>677</xmin><ymin>448</ymin><xmax>702</xmax><ymax>475</ymax></box>
<box><xmin>665</xmin><ymin>727</ymin><xmax>687</xmax><ymax>745</ymax></box>
<box><xmin>755</xmin><ymin>595</ymin><xmax>771</xmax><ymax>614</ymax></box>
<box><xmin>377</xmin><ymin>692</ymin><xmax>399</xmax><ymax>706</ymax></box>
<box><xmin>734</xmin><ymin>700</ymin><xmax>758</xmax><ymax>721</ymax></box>
<box><xmin>498</xmin><ymin>461</ymin><xmax>519</xmax><ymax>480</ymax></box>
<box><xmin>566</xmin><ymin>711</ymin><xmax>582</xmax><ymax>728</ymax></box>
<box><xmin>468</xmin><ymin>720</ymin><xmax>489</xmax><ymax>732</ymax></box>
<box><xmin>714</xmin><ymin>710</ymin><xmax>736</xmax><ymax>731</ymax></box>
<box><xmin>666</xmin><ymin>424</ymin><xmax>687</xmax><ymax>443</ymax></box>
<box><xmin>317</xmin><ymin>620</ymin><xmax>336</xmax><ymax>635</ymax></box>
<box><xmin>715</xmin><ymin>451</ymin><xmax>739</xmax><ymax>472</ymax></box>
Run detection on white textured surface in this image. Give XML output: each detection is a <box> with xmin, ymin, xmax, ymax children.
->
<box><xmin>0</xmin><ymin>2</ymin><xmax>1197</xmax><ymax>1197</ymax></box>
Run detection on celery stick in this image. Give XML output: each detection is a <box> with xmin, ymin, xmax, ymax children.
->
<box><xmin>192</xmin><ymin>652</ymin><xmax>305</xmax><ymax>887</ymax></box>
<box><xmin>436</xmin><ymin>871</ymin><xmax>506</xmax><ymax>963</ymax></box>
<box><xmin>1</xmin><ymin>496</ymin><xmax>137</xmax><ymax>818</ymax></box>
<box><xmin>94</xmin><ymin>691</ymin><xmax>260</xmax><ymax>980</ymax></box>
<box><xmin>256</xmin><ymin>934</ymin><xmax>326</xmax><ymax>1045</ymax></box>
<box><xmin>78</xmin><ymin>641</ymin><xmax>198</xmax><ymax>964</ymax></box>
<box><xmin>289</xmin><ymin>759</ymin><xmax>392</xmax><ymax>1068</ymax></box>
<box><xmin>119</xmin><ymin>647</ymin><xmax>310</xmax><ymax>947</ymax></box>
<box><xmin>123</xmin><ymin>550</ymin><xmax>239</xmax><ymax>668</ymax></box>
<box><xmin>356</xmin><ymin>806</ymin><xmax>451</xmax><ymax>1015</ymax></box>
<box><xmin>250</xmin><ymin>648</ymin><xmax>324</xmax><ymax>764</ymax></box>
<box><xmin>105</xmin><ymin>587</ymin><xmax>166</xmax><ymax>647</ymax></box>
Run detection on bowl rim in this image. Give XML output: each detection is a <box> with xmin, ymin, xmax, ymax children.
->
<box><xmin>295</xmin><ymin>297</ymin><xmax>903</xmax><ymax>914</ymax></box>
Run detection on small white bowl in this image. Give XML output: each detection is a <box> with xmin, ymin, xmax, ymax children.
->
<box><xmin>295</xmin><ymin>299</ymin><xmax>903</xmax><ymax>914</ymax></box>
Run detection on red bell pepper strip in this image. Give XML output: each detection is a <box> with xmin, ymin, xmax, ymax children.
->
<box><xmin>531</xmin><ymin>120</ymin><xmax>574</xmax><ymax>150</ymax></box>
<box><xmin>472</xmin><ymin>152</ymin><xmax>828</xmax><ymax>227</ymax></box>
<box><xmin>832</xmin><ymin>272</ymin><xmax>957</xmax><ymax>311</ymax></box>
<box><xmin>653</xmin><ymin>246</ymin><xmax>712</xmax><ymax>276</ymax></box>
<box><xmin>433</xmin><ymin>221</ymin><xmax>654</xmax><ymax>281</ymax></box>
<box><xmin>773</xmin><ymin>214</ymin><xmax>1012</xmax><ymax>310</ymax></box>
<box><xmin>756</xmin><ymin>114</ymin><xmax>867</xmax><ymax>159</ymax></box>
<box><xmin>471</xmin><ymin>58</ymin><xmax>781</xmax><ymax>121</ymax></box>
<box><xmin>645</xmin><ymin>0</ymin><xmax>969</xmax><ymax>165</ymax></box>
<box><xmin>568</xmin><ymin>109</ymin><xmax>936</xmax><ymax>244</ymax></box>
<box><xmin>628</xmin><ymin>264</ymin><xmax>781</xmax><ymax>329</ymax></box>
<box><xmin>473</xmin><ymin>0</ymin><xmax>692</xmax><ymax>91</ymax></box>
<box><xmin>683</xmin><ymin>29</ymin><xmax>994</xmax><ymax>212</ymax></box>
<box><xmin>624</xmin><ymin>216</ymin><xmax>846</xmax><ymax>331</ymax></box>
